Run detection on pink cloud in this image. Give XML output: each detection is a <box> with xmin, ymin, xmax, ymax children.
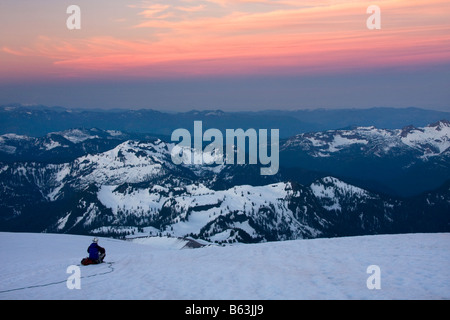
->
<box><xmin>1</xmin><ymin>0</ymin><xmax>449</xmax><ymax>80</ymax></box>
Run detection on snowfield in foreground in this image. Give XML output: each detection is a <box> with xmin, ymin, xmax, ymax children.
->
<box><xmin>0</xmin><ymin>232</ymin><xmax>449</xmax><ymax>300</ymax></box>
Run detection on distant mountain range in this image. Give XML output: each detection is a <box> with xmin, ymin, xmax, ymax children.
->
<box><xmin>1</xmin><ymin>104</ymin><xmax>450</xmax><ymax>138</ymax></box>
<box><xmin>0</xmin><ymin>119</ymin><xmax>449</xmax><ymax>242</ymax></box>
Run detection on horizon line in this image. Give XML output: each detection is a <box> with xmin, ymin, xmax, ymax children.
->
<box><xmin>2</xmin><ymin>103</ymin><xmax>449</xmax><ymax>114</ymax></box>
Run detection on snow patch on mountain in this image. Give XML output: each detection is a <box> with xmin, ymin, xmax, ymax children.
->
<box><xmin>72</xmin><ymin>140</ymin><xmax>168</xmax><ymax>187</ymax></box>
<box><xmin>311</xmin><ymin>177</ymin><xmax>373</xmax><ymax>212</ymax></box>
<box><xmin>59</xmin><ymin>129</ymin><xmax>100</xmax><ymax>144</ymax></box>
<box><xmin>401</xmin><ymin>120</ymin><xmax>450</xmax><ymax>157</ymax></box>
<box><xmin>42</xmin><ymin>140</ymin><xmax>63</xmax><ymax>151</ymax></box>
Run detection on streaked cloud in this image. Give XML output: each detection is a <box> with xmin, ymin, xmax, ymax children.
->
<box><xmin>1</xmin><ymin>0</ymin><xmax>449</xmax><ymax>80</ymax></box>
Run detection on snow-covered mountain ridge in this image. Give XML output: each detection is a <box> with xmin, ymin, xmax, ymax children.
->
<box><xmin>0</xmin><ymin>123</ymin><xmax>449</xmax><ymax>242</ymax></box>
<box><xmin>280</xmin><ymin>120</ymin><xmax>450</xmax><ymax>197</ymax></box>
<box><xmin>282</xmin><ymin>120</ymin><xmax>450</xmax><ymax>158</ymax></box>
<box><xmin>2</xmin><ymin>120</ymin><xmax>449</xmax><ymax>162</ymax></box>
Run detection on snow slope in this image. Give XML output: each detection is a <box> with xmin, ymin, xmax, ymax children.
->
<box><xmin>0</xmin><ymin>232</ymin><xmax>449</xmax><ymax>300</ymax></box>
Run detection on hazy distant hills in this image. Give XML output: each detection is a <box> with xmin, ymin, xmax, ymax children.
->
<box><xmin>1</xmin><ymin>104</ymin><xmax>449</xmax><ymax>138</ymax></box>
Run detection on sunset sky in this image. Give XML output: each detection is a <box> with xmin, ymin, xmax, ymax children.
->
<box><xmin>0</xmin><ymin>0</ymin><xmax>449</xmax><ymax>111</ymax></box>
